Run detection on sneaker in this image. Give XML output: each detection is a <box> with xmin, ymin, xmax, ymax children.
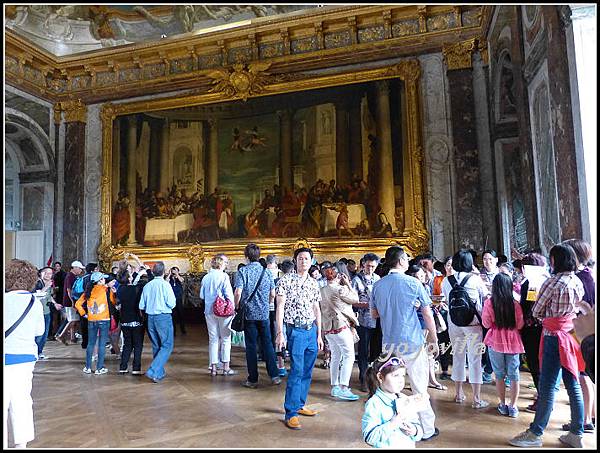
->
<box><xmin>82</xmin><ymin>367</ymin><xmax>92</xmax><ymax>374</ymax></box>
<box><xmin>525</xmin><ymin>400</ymin><xmax>538</xmax><ymax>413</ymax></box>
<box><xmin>131</xmin><ymin>370</ymin><xmax>143</xmax><ymax>375</ymax></box>
<box><xmin>331</xmin><ymin>385</ymin><xmax>341</xmax><ymax>397</ymax></box>
<box><xmin>75</xmin><ymin>333</ymin><xmax>82</xmax><ymax>339</ymax></box>
<box><xmin>562</xmin><ymin>422</ymin><xmax>595</xmax><ymax>433</ymax></box>
<box><xmin>421</xmin><ymin>427</ymin><xmax>440</xmax><ymax>441</ymax></box>
<box><xmin>482</xmin><ymin>372</ymin><xmax>493</xmax><ymax>384</ymax></box>
<box><xmin>119</xmin><ymin>369</ymin><xmax>128</xmax><ymax>374</ymax></box>
<box><xmin>94</xmin><ymin>367</ymin><xmax>108</xmax><ymax>375</ymax></box>
<box><xmin>241</xmin><ymin>380</ymin><xmax>258</xmax><ymax>389</ymax></box>
<box><xmin>439</xmin><ymin>372</ymin><xmax>451</xmax><ymax>381</ymax></box>
<box><xmin>336</xmin><ymin>387</ymin><xmax>360</xmax><ymax>401</ymax></box>
<box><xmin>509</xmin><ymin>430</ymin><xmax>543</xmax><ymax>447</ymax></box>
<box><xmin>278</xmin><ymin>367</ymin><xmax>287</xmax><ymax>377</ymax></box>
<box><xmin>271</xmin><ymin>377</ymin><xmax>282</xmax><ymax>385</ymax></box>
<box><xmin>507</xmin><ymin>405</ymin><xmax>519</xmax><ymax>418</ymax></box>
<box><xmin>38</xmin><ymin>353</ymin><xmax>48</xmax><ymax>360</ymax></box>
<box><xmin>558</xmin><ymin>432</ymin><xmax>583</xmax><ymax>448</ymax></box>
<box><xmin>497</xmin><ymin>403</ymin><xmax>509</xmax><ymax>416</ymax></box>
<box><xmin>472</xmin><ymin>400</ymin><xmax>489</xmax><ymax>409</ymax></box>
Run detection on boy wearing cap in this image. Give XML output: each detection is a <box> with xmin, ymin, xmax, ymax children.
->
<box><xmin>75</xmin><ymin>272</ymin><xmax>116</xmax><ymax>374</ymax></box>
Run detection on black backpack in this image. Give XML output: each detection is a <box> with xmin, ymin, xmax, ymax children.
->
<box><xmin>447</xmin><ymin>274</ymin><xmax>482</xmax><ymax>327</ymax></box>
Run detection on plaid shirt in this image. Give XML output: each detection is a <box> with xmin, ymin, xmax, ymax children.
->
<box><xmin>532</xmin><ymin>271</ymin><xmax>584</xmax><ymax>336</ymax></box>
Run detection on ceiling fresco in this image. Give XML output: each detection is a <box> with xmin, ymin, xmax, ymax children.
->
<box><xmin>5</xmin><ymin>5</ymin><xmax>320</xmax><ymax>56</ymax></box>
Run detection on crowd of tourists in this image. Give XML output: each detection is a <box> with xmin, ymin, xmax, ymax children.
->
<box><xmin>4</xmin><ymin>238</ymin><xmax>596</xmax><ymax>448</ymax></box>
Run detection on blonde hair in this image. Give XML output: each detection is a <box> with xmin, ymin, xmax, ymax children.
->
<box><xmin>211</xmin><ymin>254</ymin><xmax>228</xmax><ymax>269</ymax></box>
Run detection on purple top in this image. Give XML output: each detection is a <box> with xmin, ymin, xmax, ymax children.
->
<box><xmin>576</xmin><ymin>267</ymin><xmax>595</xmax><ymax>307</ymax></box>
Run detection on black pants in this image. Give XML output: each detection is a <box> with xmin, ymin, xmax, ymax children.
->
<box><xmin>120</xmin><ymin>325</ymin><xmax>144</xmax><ymax>371</ymax></box>
<box><xmin>172</xmin><ymin>297</ymin><xmax>186</xmax><ymax>335</ymax></box>
<box><xmin>481</xmin><ymin>327</ymin><xmax>493</xmax><ymax>374</ymax></box>
<box><xmin>369</xmin><ymin>318</ymin><xmax>383</xmax><ymax>362</ymax></box>
<box><xmin>80</xmin><ymin>315</ymin><xmax>89</xmax><ymax>349</ymax></box>
<box><xmin>438</xmin><ymin>309</ymin><xmax>451</xmax><ymax>372</ymax></box>
<box><xmin>521</xmin><ymin>325</ymin><xmax>542</xmax><ymax>391</ymax></box>
<box><xmin>357</xmin><ymin>325</ymin><xmax>375</xmax><ymax>384</ymax></box>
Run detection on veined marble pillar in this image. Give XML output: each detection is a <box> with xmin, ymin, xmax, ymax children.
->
<box><xmin>206</xmin><ymin>119</ymin><xmax>219</xmax><ymax>194</ymax></box>
<box><xmin>335</xmin><ymin>101</ymin><xmax>351</xmax><ymax>186</ymax></box>
<box><xmin>349</xmin><ymin>101</ymin><xmax>363</xmax><ymax>180</ymax></box>
<box><xmin>53</xmin><ymin>105</ymin><xmax>65</xmax><ymax>263</ymax></box>
<box><xmin>277</xmin><ymin>109</ymin><xmax>293</xmax><ymax>191</ymax></box>
<box><xmin>375</xmin><ymin>80</ymin><xmax>397</xmax><ymax>230</ymax></box>
<box><xmin>127</xmin><ymin>116</ymin><xmax>137</xmax><ymax>245</ymax></box>
<box><xmin>160</xmin><ymin>118</ymin><xmax>170</xmax><ymax>194</ymax></box>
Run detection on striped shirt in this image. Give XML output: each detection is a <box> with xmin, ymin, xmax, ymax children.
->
<box><xmin>532</xmin><ymin>271</ymin><xmax>584</xmax><ymax>336</ymax></box>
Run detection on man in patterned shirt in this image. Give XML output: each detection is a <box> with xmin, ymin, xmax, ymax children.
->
<box><xmin>275</xmin><ymin>247</ymin><xmax>324</xmax><ymax>430</ymax></box>
<box><xmin>235</xmin><ymin>243</ymin><xmax>281</xmax><ymax>388</ymax></box>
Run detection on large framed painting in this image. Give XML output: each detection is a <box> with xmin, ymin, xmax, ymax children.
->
<box><xmin>98</xmin><ymin>61</ymin><xmax>428</xmax><ymax>271</ymax></box>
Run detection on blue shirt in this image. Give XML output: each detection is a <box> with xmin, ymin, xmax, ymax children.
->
<box><xmin>362</xmin><ymin>388</ymin><xmax>423</xmax><ymax>448</ymax></box>
<box><xmin>139</xmin><ymin>277</ymin><xmax>176</xmax><ymax>315</ymax></box>
<box><xmin>371</xmin><ymin>270</ymin><xmax>432</xmax><ymax>355</ymax></box>
<box><xmin>200</xmin><ymin>269</ymin><xmax>234</xmax><ymax>316</ymax></box>
<box><xmin>234</xmin><ymin>262</ymin><xmax>274</xmax><ymax>321</ymax></box>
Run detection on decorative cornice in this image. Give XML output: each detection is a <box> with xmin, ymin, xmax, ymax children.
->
<box><xmin>59</xmin><ymin>99</ymin><xmax>87</xmax><ymax>123</ymax></box>
<box><xmin>6</xmin><ymin>5</ymin><xmax>488</xmax><ymax>104</ymax></box>
<box><xmin>206</xmin><ymin>62</ymin><xmax>272</xmax><ymax>101</ymax></box>
<box><xmin>442</xmin><ymin>38</ymin><xmax>478</xmax><ymax>70</ymax></box>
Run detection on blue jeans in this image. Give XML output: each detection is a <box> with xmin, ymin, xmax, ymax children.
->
<box><xmin>86</xmin><ymin>320</ymin><xmax>110</xmax><ymax>369</ymax></box>
<box><xmin>529</xmin><ymin>335</ymin><xmax>584</xmax><ymax>436</ymax></box>
<box><xmin>146</xmin><ymin>313</ymin><xmax>174</xmax><ymax>380</ymax></box>
<box><xmin>284</xmin><ymin>324</ymin><xmax>318</xmax><ymax>420</ymax></box>
<box><xmin>244</xmin><ymin>319</ymin><xmax>279</xmax><ymax>383</ymax></box>
<box><xmin>35</xmin><ymin>313</ymin><xmax>51</xmax><ymax>355</ymax></box>
<box><xmin>357</xmin><ymin>325</ymin><xmax>374</xmax><ymax>385</ymax></box>
<box><xmin>488</xmin><ymin>347</ymin><xmax>520</xmax><ymax>381</ymax></box>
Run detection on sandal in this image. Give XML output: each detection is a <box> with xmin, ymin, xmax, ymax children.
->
<box><xmin>428</xmin><ymin>383</ymin><xmax>448</xmax><ymax>390</ymax></box>
<box><xmin>210</xmin><ymin>368</ymin><xmax>218</xmax><ymax>376</ymax></box>
<box><xmin>221</xmin><ymin>369</ymin><xmax>238</xmax><ymax>376</ymax></box>
<box><xmin>455</xmin><ymin>395</ymin><xmax>466</xmax><ymax>403</ymax></box>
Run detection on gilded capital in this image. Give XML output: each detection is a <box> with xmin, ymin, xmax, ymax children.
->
<box><xmin>476</xmin><ymin>37</ymin><xmax>489</xmax><ymax>66</ymax></box>
<box><xmin>395</xmin><ymin>59</ymin><xmax>421</xmax><ymax>83</ymax></box>
<box><xmin>60</xmin><ymin>99</ymin><xmax>87</xmax><ymax>123</ymax></box>
<box><xmin>442</xmin><ymin>39</ymin><xmax>477</xmax><ymax>70</ymax></box>
<box><xmin>53</xmin><ymin>103</ymin><xmax>62</xmax><ymax>124</ymax></box>
<box><xmin>100</xmin><ymin>103</ymin><xmax>116</xmax><ymax>124</ymax></box>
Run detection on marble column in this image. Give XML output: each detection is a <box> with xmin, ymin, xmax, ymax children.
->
<box><xmin>127</xmin><ymin>115</ymin><xmax>137</xmax><ymax>245</ymax></box>
<box><xmin>277</xmin><ymin>109</ymin><xmax>293</xmax><ymax>191</ymax></box>
<box><xmin>53</xmin><ymin>108</ymin><xmax>65</xmax><ymax>263</ymax></box>
<box><xmin>335</xmin><ymin>100</ymin><xmax>351</xmax><ymax>186</ymax></box>
<box><xmin>63</xmin><ymin>120</ymin><xmax>86</xmax><ymax>264</ymax></box>
<box><xmin>349</xmin><ymin>100</ymin><xmax>363</xmax><ymax>180</ymax></box>
<box><xmin>160</xmin><ymin>118</ymin><xmax>170</xmax><ymax>194</ymax></box>
<box><xmin>206</xmin><ymin>119</ymin><xmax>219</xmax><ymax>194</ymax></box>
<box><xmin>446</xmin><ymin>66</ymin><xmax>484</xmax><ymax>251</ymax></box>
<box><xmin>375</xmin><ymin>80</ymin><xmax>397</xmax><ymax>230</ymax></box>
<box><xmin>472</xmin><ymin>52</ymin><xmax>499</xmax><ymax>251</ymax></box>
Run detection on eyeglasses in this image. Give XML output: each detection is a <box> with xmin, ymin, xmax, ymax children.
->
<box><xmin>379</xmin><ymin>356</ymin><xmax>404</xmax><ymax>371</ymax></box>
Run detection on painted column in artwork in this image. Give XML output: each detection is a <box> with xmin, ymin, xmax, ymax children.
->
<box><xmin>111</xmin><ymin>117</ymin><xmax>120</xmax><ymax>206</ymax></box>
<box><xmin>375</xmin><ymin>80</ymin><xmax>397</xmax><ymax>230</ymax></box>
<box><xmin>127</xmin><ymin>115</ymin><xmax>137</xmax><ymax>245</ymax></box>
<box><xmin>277</xmin><ymin>109</ymin><xmax>294</xmax><ymax>192</ymax></box>
<box><xmin>349</xmin><ymin>99</ymin><xmax>363</xmax><ymax>180</ymax></box>
<box><xmin>206</xmin><ymin>119</ymin><xmax>219</xmax><ymax>194</ymax></box>
<box><xmin>335</xmin><ymin>99</ymin><xmax>351</xmax><ymax>187</ymax></box>
<box><xmin>160</xmin><ymin>118</ymin><xmax>170</xmax><ymax>194</ymax></box>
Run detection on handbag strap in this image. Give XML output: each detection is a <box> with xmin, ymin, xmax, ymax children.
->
<box><xmin>5</xmin><ymin>295</ymin><xmax>35</xmax><ymax>338</ymax></box>
<box><xmin>240</xmin><ymin>267</ymin><xmax>267</xmax><ymax>309</ymax></box>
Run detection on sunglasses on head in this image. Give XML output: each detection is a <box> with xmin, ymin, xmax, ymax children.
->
<box><xmin>378</xmin><ymin>356</ymin><xmax>404</xmax><ymax>371</ymax></box>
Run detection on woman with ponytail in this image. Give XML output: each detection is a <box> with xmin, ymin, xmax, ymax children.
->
<box><xmin>361</xmin><ymin>355</ymin><xmax>426</xmax><ymax>448</ymax></box>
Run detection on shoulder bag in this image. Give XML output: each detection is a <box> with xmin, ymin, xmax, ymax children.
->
<box><xmin>213</xmin><ymin>279</ymin><xmax>235</xmax><ymax>317</ymax></box>
<box><xmin>5</xmin><ymin>295</ymin><xmax>35</xmax><ymax>338</ymax></box>
<box><xmin>231</xmin><ymin>267</ymin><xmax>266</xmax><ymax>332</ymax></box>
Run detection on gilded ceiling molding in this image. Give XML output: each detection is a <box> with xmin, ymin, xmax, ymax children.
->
<box><xmin>442</xmin><ymin>38</ymin><xmax>477</xmax><ymax>70</ymax></box>
<box><xmin>59</xmin><ymin>99</ymin><xmax>87</xmax><ymax>123</ymax></box>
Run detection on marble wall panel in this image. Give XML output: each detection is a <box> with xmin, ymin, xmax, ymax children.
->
<box><xmin>84</xmin><ymin>104</ymin><xmax>103</xmax><ymax>264</ymax></box>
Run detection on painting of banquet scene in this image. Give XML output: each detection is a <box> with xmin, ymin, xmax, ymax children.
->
<box><xmin>111</xmin><ymin>80</ymin><xmax>406</xmax><ymax>245</ymax></box>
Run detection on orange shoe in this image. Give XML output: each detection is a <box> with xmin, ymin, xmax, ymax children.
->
<box><xmin>285</xmin><ymin>416</ymin><xmax>302</xmax><ymax>430</ymax></box>
<box><xmin>298</xmin><ymin>407</ymin><xmax>318</xmax><ymax>416</ymax></box>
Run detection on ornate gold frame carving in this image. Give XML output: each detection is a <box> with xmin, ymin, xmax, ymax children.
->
<box><xmin>98</xmin><ymin>60</ymin><xmax>429</xmax><ymax>270</ymax></box>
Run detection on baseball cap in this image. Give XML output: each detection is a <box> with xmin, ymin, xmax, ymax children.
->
<box><xmin>71</xmin><ymin>260</ymin><xmax>85</xmax><ymax>269</ymax></box>
<box><xmin>90</xmin><ymin>271</ymin><xmax>110</xmax><ymax>283</ymax></box>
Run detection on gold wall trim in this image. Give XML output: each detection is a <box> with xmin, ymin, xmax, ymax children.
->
<box><xmin>6</xmin><ymin>5</ymin><xmax>491</xmax><ymax>104</ymax></box>
<box><xmin>98</xmin><ymin>60</ymin><xmax>429</xmax><ymax>269</ymax></box>
<box><xmin>442</xmin><ymin>38</ymin><xmax>478</xmax><ymax>70</ymax></box>
<box><xmin>59</xmin><ymin>99</ymin><xmax>87</xmax><ymax>123</ymax></box>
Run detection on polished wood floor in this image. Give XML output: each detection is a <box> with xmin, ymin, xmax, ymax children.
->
<box><xmin>22</xmin><ymin>326</ymin><xmax>596</xmax><ymax>448</ymax></box>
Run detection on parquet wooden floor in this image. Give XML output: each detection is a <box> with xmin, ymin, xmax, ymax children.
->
<box><xmin>18</xmin><ymin>326</ymin><xmax>596</xmax><ymax>448</ymax></box>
